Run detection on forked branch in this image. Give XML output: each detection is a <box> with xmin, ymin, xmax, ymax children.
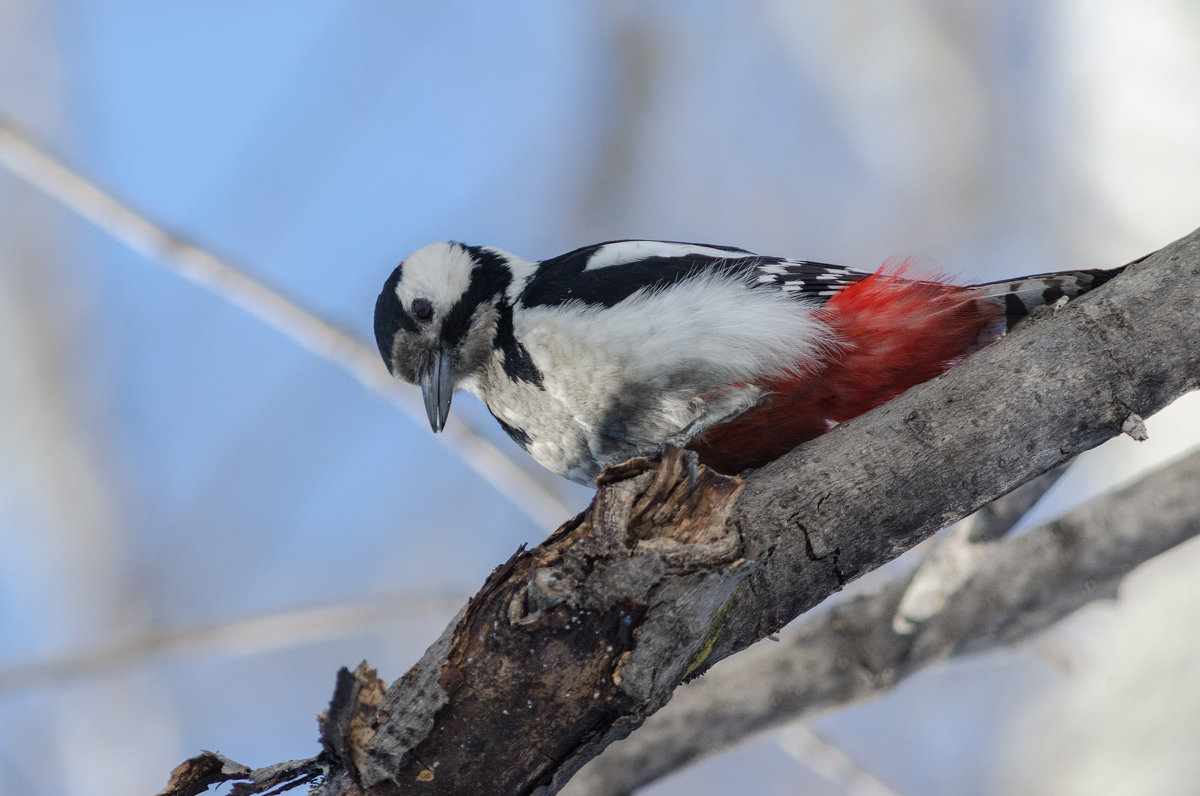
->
<box><xmin>161</xmin><ymin>228</ymin><xmax>1200</xmax><ymax>796</ymax></box>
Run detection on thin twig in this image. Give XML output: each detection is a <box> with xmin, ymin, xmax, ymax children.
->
<box><xmin>769</xmin><ymin>472</ymin><xmax>1072</xmax><ymax>794</ymax></box>
<box><xmin>893</xmin><ymin>466</ymin><xmax>1066</xmax><ymax>633</ymax></box>
<box><xmin>775</xmin><ymin>725</ymin><xmax>904</xmax><ymax>796</ymax></box>
<box><xmin>0</xmin><ymin>118</ymin><xmax>575</xmax><ymax>527</ymax></box>
<box><xmin>0</xmin><ymin>593</ymin><xmax>465</xmax><ymax>692</ymax></box>
<box><xmin>565</xmin><ymin>446</ymin><xmax>1200</xmax><ymax>793</ymax></box>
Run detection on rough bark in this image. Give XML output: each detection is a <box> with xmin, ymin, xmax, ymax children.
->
<box><xmin>564</xmin><ymin>446</ymin><xmax>1200</xmax><ymax>794</ymax></box>
<box><xmin>159</xmin><ymin>227</ymin><xmax>1200</xmax><ymax>796</ymax></box>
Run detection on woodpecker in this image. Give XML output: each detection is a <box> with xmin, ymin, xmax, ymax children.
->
<box><xmin>374</xmin><ymin>240</ymin><xmax>1121</xmax><ymax>485</ymax></box>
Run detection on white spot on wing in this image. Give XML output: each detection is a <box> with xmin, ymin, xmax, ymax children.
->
<box><xmin>754</xmin><ymin>258</ymin><xmax>869</xmax><ymax>299</ymax></box>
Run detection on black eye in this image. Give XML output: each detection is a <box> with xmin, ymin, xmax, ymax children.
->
<box><xmin>411</xmin><ymin>298</ymin><xmax>434</xmax><ymax>323</ymax></box>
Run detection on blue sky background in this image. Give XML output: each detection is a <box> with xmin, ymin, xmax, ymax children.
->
<box><xmin>2</xmin><ymin>2</ymin><xmax>1200</xmax><ymax>795</ymax></box>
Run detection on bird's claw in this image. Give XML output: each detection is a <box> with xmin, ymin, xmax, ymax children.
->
<box><xmin>676</xmin><ymin>445</ymin><xmax>701</xmax><ymax>493</ymax></box>
<box><xmin>633</xmin><ymin>440</ymin><xmax>701</xmax><ymax>493</ymax></box>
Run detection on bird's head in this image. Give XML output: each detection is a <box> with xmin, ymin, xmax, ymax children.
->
<box><xmin>374</xmin><ymin>242</ymin><xmax>517</xmax><ymax>432</ymax></box>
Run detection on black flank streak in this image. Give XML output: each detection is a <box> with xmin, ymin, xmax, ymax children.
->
<box><xmin>490</xmin><ymin>411</ymin><xmax>532</xmax><ymax>451</ymax></box>
<box><xmin>373</xmin><ymin>263</ymin><xmax>418</xmax><ymax>369</ymax></box>
<box><xmin>495</xmin><ymin>303</ymin><xmax>544</xmax><ymax>388</ymax></box>
<box><xmin>440</xmin><ymin>243</ymin><xmax>513</xmax><ymax>348</ymax></box>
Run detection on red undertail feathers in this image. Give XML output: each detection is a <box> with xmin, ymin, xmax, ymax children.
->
<box><xmin>691</xmin><ymin>264</ymin><xmax>1001</xmax><ymax>474</ymax></box>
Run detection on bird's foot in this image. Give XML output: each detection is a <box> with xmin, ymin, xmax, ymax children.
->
<box><xmin>596</xmin><ymin>440</ymin><xmax>700</xmax><ymax>491</ymax></box>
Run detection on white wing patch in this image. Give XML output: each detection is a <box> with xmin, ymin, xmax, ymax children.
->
<box><xmin>583</xmin><ymin>241</ymin><xmax>757</xmax><ymax>271</ymax></box>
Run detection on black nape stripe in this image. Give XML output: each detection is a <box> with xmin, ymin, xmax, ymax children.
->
<box><xmin>373</xmin><ymin>263</ymin><xmax>418</xmax><ymax>367</ymax></box>
<box><xmin>458</xmin><ymin>243</ymin><xmax>511</xmax><ymax>275</ymax></box>
<box><xmin>495</xmin><ymin>304</ymin><xmax>544</xmax><ymax>388</ymax></box>
<box><xmin>439</xmin><ymin>243</ymin><xmax>513</xmax><ymax>348</ymax></box>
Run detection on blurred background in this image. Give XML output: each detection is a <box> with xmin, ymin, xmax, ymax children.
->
<box><xmin>2</xmin><ymin>2</ymin><xmax>1200</xmax><ymax>794</ymax></box>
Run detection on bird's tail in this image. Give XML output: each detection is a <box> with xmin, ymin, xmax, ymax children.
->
<box><xmin>971</xmin><ymin>266</ymin><xmax>1126</xmax><ymax>332</ymax></box>
<box><xmin>689</xmin><ymin>262</ymin><xmax>1126</xmax><ymax>475</ymax></box>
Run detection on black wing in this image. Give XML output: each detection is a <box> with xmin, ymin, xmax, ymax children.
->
<box><xmin>753</xmin><ymin>259</ymin><xmax>872</xmax><ymax>301</ymax></box>
<box><xmin>519</xmin><ymin>240</ymin><xmax>761</xmax><ymax>308</ymax></box>
<box><xmin>519</xmin><ymin>239</ymin><xmax>871</xmax><ymax>308</ymax></box>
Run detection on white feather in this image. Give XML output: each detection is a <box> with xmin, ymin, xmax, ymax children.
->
<box><xmin>518</xmin><ymin>272</ymin><xmax>829</xmax><ymax>385</ymax></box>
<box><xmin>583</xmin><ymin>241</ymin><xmax>756</xmax><ymax>271</ymax></box>
<box><xmin>396</xmin><ymin>242</ymin><xmax>475</xmax><ymax>311</ymax></box>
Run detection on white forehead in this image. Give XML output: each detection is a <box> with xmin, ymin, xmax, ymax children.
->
<box><xmin>395</xmin><ymin>242</ymin><xmax>474</xmax><ymax>305</ymax></box>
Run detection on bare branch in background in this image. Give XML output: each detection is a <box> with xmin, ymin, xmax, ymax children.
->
<box><xmin>893</xmin><ymin>465</ymin><xmax>1066</xmax><ymax>633</ymax></box>
<box><xmin>775</xmin><ymin>725</ymin><xmax>903</xmax><ymax>796</ymax></box>
<box><xmin>0</xmin><ymin>593</ymin><xmax>465</xmax><ymax>693</ymax></box>
<box><xmin>0</xmin><ymin>119</ymin><xmax>574</xmax><ymax>528</ymax></box>
<box><xmin>564</xmin><ymin>446</ymin><xmax>1200</xmax><ymax>793</ymax></box>
<box><xmin>159</xmin><ymin>229</ymin><xmax>1197</xmax><ymax>795</ymax></box>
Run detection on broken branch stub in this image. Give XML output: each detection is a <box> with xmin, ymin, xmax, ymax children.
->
<box><xmin>330</xmin><ymin>449</ymin><xmax>751</xmax><ymax>794</ymax></box>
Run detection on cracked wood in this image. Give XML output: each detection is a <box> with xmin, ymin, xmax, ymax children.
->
<box><xmin>342</xmin><ymin>451</ymin><xmax>750</xmax><ymax>794</ymax></box>
<box><xmin>328</xmin><ymin>228</ymin><xmax>1198</xmax><ymax>795</ymax></box>
<box><xmin>163</xmin><ymin>227</ymin><xmax>1200</xmax><ymax>796</ymax></box>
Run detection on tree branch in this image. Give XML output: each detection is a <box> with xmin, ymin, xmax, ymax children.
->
<box><xmin>893</xmin><ymin>465</ymin><xmax>1066</xmax><ymax>633</ymax></box>
<box><xmin>564</xmin><ymin>445</ymin><xmax>1200</xmax><ymax>794</ymax></box>
<box><xmin>0</xmin><ymin>118</ymin><xmax>574</xmax><ymax>528</ymax></box>
<box><xmin>160</xmin><ymin>227</ymin><xmax>1200</xmax><ymax>796</ymax></box>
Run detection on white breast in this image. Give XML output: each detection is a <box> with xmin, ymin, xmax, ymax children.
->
<box><xmin>468</xmin><ymin>275</ymin><xmax>835</xmax><ymax>483</ymax></box>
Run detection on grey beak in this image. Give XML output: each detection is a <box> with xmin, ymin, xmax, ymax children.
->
<box><xmin>418</xmin><ymin>347</ymin><xmax>454</xmax><ymax>433</ymax></box>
